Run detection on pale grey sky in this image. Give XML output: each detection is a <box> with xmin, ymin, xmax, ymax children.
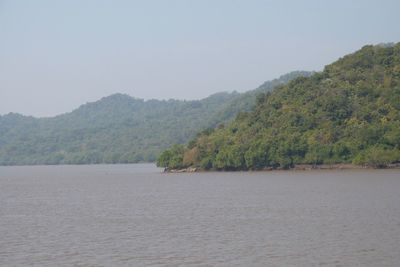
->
<box><xmin>1</xmin><ymin>0</ymin><xmax>399</xmax><ymax>117</ymax></box>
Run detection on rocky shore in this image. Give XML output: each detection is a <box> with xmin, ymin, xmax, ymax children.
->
<box><xmin>163</xmin><ymin>163</ymin><xmax>400</xmax><ymax>173</ymax></box>
<box><xmin>163</xmin><ymin>167</ymin><xmax>198</xmax><ymax>173</ymax></box>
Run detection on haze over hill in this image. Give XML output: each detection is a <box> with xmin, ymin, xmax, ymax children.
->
<box><xmin>0</xmin><ymin>71</ymin><xmax>311</xmax><ymax>165</ymax></box>
<box><xmin>2</xmin><ymin>1</ymin><xmax>399</xmax><ymax>117</ymax></box>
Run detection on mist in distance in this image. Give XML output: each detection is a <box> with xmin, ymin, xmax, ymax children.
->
<box><xmin>1</xmin><ymin>0</ymin><xmax>399</xmax><ymax>117</ymax></box>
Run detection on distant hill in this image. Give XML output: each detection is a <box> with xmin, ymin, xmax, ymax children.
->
<box><xmin>157</xmin><ymin>43</ymin><xmax>400</xmax><ymax>170</ymax></box>
<box><xmin>0</xmin><ymin>71</ymin><xmax>311</xmax><ymax>165</ymax></box>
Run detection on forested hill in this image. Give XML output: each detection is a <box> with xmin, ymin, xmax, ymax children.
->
<box><xmin>157</xmin><ymin>43</ymin><xmax>400</xmax><ymax>170</ymax></box>
<box><xmin>0</xmin><ymin>71</ymin><xmax>311</xmax><ymax>165</ymax></box>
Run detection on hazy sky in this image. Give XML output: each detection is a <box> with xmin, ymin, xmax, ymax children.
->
<box><xmin>1</xmin><ymin>0</ymin><xmax>399</xmax><ymax>117</ymax></box>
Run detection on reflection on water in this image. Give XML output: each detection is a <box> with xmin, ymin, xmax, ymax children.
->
<box><xmin>0</xmin><ymin>164</ymin><xmax>399</xmax><ymax>266</ymax></box>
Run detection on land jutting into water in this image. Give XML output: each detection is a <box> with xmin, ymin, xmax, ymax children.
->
<box><xmin>158</xmin><ymin>43</ymin><xmax>400</xmax><ymax>172</ymax></box>
<box><xmin>164</xmin><ymin>163</ymin><xmax>400</xmax><ymax>173</ymax></box>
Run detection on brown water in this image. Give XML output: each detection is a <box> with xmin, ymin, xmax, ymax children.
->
<box><xmin>0</xmin><ymin>164</ymin><xmax>399</xmax><ymax>266</ymax></box>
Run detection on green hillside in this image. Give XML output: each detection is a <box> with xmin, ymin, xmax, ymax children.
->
<box><xmin>0</xmin><ymin>71</ymin><xmax>310</xmax><ymax>165</ymax></box>
<box><xmin>157</xmin><ymin>43</ymin><xmax>400</xmax><ymax>170</ymax></box>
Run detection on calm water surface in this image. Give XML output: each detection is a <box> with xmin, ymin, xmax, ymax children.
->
<box><xmin>0</xmin><ymin>164</ymin><xmax>399</xmax><ymax>266</ymax></box>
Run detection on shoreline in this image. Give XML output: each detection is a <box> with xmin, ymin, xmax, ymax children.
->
<box><xmin>164</xmin><ymin>163</ymin><xmax>400</xmax><ymax>173</ymax></box>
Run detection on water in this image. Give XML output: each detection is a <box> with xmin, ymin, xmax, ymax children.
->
<box><xmin>0</xmin><ymin>164</ymin><xmax>399</xmax><ymax>266</ymax></box>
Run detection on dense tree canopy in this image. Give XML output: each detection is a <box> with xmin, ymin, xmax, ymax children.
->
<box><xmin>158</xmin><ymin>43</ymin><xmax>400</xmax><ymax>170</ymax></box>
<box><xmin>0</xmin><ymin>72</ymin><xmax>310</xmax><ymax>165</ymax></box>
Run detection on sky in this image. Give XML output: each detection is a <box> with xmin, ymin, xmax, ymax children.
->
<box><xmin>0</xmin><ymin>0</ymin><xmax>399</xmax><ymax>117</ymax></box>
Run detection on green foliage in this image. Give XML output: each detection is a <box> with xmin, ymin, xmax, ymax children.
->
<box><xmin>0</xmin><ymin>72</ymin><xmax>311</xmax><ymax>166</ymax></box>
<box><xmin>156</xmin><ymin>145</ymin><xmax>185</xmax><ymax>169</ymax></box>
<box><xmin>160</xmin><ymin>43</ymin><xmax>400</xmax><ymax>170</ymax></box>
<box><xmin>352</xmin><ymin>146</ymin><xmax>400</xmax><ymax>168</ymax></box>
